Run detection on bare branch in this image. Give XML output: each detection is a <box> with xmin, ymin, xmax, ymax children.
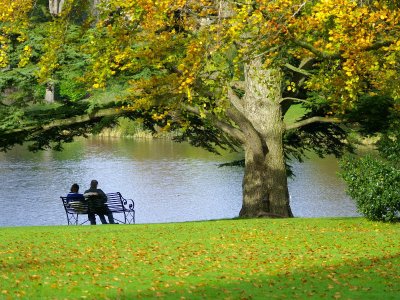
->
<box><xmin>299</xmin><ymin>57</ymin><xmax>315</xmax><ymax>69</ymax></box>
<box><xmin>285</xmin><ymin>116</ymin><xmax>342</xmax><ymax>130</ymax></box>
<box><xmin>291</xmin><ymin>1</ymin><xmax>308</xmax><ymax>18</ymax></box>
<box><xmin>280</xmin><ymin>97</ymin><xmax>312</xmax><ymax>104</ymax></box>
<box><xmin>284</xmin><ymin>63</ymin><xmax>311</xmax><ymax>76</ymax></box>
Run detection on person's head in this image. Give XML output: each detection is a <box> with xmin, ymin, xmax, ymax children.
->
<box><xmin>70</xmin><ymin>183</ymin><xmax>79</xmax><ymax>193</ymax></box>
<box><xmin>90</xmin><ymin>180</ymin><xmax>98</xmax><ymax>189</ymax></box>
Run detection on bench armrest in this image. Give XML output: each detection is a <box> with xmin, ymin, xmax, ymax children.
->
<box><xmin>122</xmin><ymin>197</ymin><xmax>134</xmax><ymax>210</ymax></box>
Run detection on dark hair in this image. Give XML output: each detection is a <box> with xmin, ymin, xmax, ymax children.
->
<box><xmin>90</xmin><ymin>180</ymin><xmax>98</xmax><ymax>188</ymax></box>
<box><xmin>70</xmin><ymin>183</ymin><xmax>79</xmax><ymax>193</ymax></box>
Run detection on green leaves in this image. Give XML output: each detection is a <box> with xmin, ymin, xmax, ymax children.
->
<box><xmin>340</xmin><ymin>155</ymin><xmax>400</xmax><ymax>222</ymax></box>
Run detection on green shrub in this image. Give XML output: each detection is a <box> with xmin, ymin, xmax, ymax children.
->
<box><xmin>340</xmin><ymin>155</ymin><xmax>400</xmax><ymax>222</ymax></box>
<box><xmin>59</xmin><ymin>79</ymin><xmax>86</xmax><ymax>102</ymax></box>
<box><xmin>376</xmin><ymin>131</ymin><xmax>400</xmax><ymax>165</ymax></box>
<box><xmin>118</xmin><ymin>117</ymin><xmax>147</xmax><ymax>136</ymax></box>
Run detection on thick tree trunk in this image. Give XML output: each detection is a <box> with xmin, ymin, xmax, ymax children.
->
<box><xmin>45</xmin><ymin>82</ymin><xmax>55</xmax><ymax>103</ymax></box>
<box><xmin>240</xmin><ymin>139</ymin><xmax>270</xmax><ymax>217</ymax></box>
<box><xmin>238</xmin><ymin>58</ymin><xmax>293</xmax><ymax>218</ymax></box>
<box><xmin>49</xmin><ymin>0</ymin><xmax>65</xmax><ymax>15</ymax></box>
<box><xmin>91</xmin><ymin>0</ymin><xmax>100</xmax><ymax>19</ymax></box>
<box><xmin>46</xmin><ymin>0</ymin><xmax>64</xmax><ymax>103</ymax></box>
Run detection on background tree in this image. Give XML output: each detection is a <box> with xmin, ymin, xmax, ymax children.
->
<box><xmin>1</xmin><ymin>0</ymin><xmax>399</xmax><ymax>218</ymax></box>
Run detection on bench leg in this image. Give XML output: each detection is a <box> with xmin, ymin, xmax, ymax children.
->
<box><xmin>123</xmin><ymin>211</ymin><xmax>135</xmax><ymax>224</ymax></box>
<box><xmin>66</xmin><ymin>213</ymin><xmax>79</xmax><ymax>225</ymax></box>
<box><xmin>111</xmin><ymin>212</ymin><xmax>135</xmax><ymax>224</ymax></box>
<box><xmin>79</xmin><ymin>218</ymin><xmax>90</xmax><ymax>225</ymax></box>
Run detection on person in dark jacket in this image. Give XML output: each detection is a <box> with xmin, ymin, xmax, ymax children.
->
<box><xmin>84</xmin><ymin>180</ymin><xmax>115</xmax><ymax>225</ymax></box>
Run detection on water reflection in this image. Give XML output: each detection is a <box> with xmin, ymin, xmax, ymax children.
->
<box><xmin>289</xmin><ymin>155</ymin><xmax>359</xmax><ymax>218</ymax></box>
<box><xmin>0</xmin><ymin>137</ymin><xmax>359</xmax><ymax>227</ymax></box>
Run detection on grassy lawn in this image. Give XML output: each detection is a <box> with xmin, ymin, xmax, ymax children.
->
<box><xmin>283</xmin><ymin>104</ymin><xmax>308</xmax><ymax>125</ymax></box>
<box><xmin>0</xmin><ymin>218</ymin><xmax>399</xmax><ymax>299</ymax></box>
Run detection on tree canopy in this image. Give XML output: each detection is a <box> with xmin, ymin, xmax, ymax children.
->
<box><xmin>1</xmin><ymin>0</ymin><xmax>399</xmax><ymax>217</ymax></box>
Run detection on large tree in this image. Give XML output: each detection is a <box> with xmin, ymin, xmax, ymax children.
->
<box><xmin>1</xmin><ymin>0</ymin><xmax>399</xmax><ymax>218</ymax></box>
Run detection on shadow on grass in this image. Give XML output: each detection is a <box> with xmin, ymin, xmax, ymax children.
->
<box><xmin>107</xmin><ymin>253</ymin><xmax>400</xmax><ymax>300</ymax></box>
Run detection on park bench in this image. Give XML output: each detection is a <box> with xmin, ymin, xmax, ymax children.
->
<box><xmin>61</xmin><ymin>192</ymin><xmax>135</xmax><ymax>225</ymax></box>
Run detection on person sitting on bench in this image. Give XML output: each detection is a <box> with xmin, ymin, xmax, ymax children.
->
<box><xmin>84</xmin><ymin>180</ymin><xmax>116</xmax><ymax>225</ymax></box>
<box><xmin>66</xmin><ymin>183</ymin><xmax>85</xmax><ymax>202</ymax></box>
<box><xmin>66</xmin><ymin>183</ymin><xmax>86</xmax><ymax>213</ymax></box>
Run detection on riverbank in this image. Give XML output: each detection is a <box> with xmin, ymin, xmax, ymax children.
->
<box><xmin>100</xmin><ymin>116</ymin><xmax>380</xmax><ymax>151</ymax></box>
<box><xmin>98</xmin><ymin>117</ymin><xmax>176</xmax><ymax>139</ymax></box>
<box><xmin>1</xmin><ymin>218</ymin><xmax>399</xmax><ymax>299</ymax></box>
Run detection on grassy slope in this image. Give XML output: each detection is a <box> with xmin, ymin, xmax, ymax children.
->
<box><xmin>283</xmin><ymin>104</ymin><xmax>307</xmax><ymax>125</ymax></box>
<box><xmin>1</xmin><ymin>218</ymin><xmax>399</xmax><ymax>299</ymax></box>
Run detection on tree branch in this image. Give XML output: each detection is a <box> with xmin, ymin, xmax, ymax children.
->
<box><xmin>280</xmin><ymin>97</ymin><xmax>312</xmax><ymax>104</ymax></box>
<box><xmin>230</xmin><ymin>80</ymin><xmax>245</xmax><ymax>90</ymax></box>
<box><xmin>365</xmin><ymin>40</ymin><xmax>393</xmax><ymax>51</ymax></box>
<box><xmin>3</xmin><ymin>108</ymin><xmax>124</xmax><ymax>134</ymax></box>
<box><xmin>285</xmin><ymin>116</ymin><xmax>342</xmax><ymax>130</ymax></box>
<box><xmin>182</xmin><ymin>104</ymin><xmax>246</xmax><ymax>143</ymax></box>
<box><xmin>284</xmin><ymin>63</ymin><xmax>311</xmax><ymax>76</ymax></box>
<box><xmin>227</xmin><ymin>85</ymin><xmax>245</xmax><ymax>114</ymax></box>
<box><xmin>294</xmin><ymin>40</ymin><xmax>394</xmax><ymax>60</ymax></box>
<box><xmin>289</xmin><ymin>1</ymin><xmax>308</xmax><ymax>18</ymax></box>
<box><xmin>293</xmin><ymin>40</ymin><xmax>341</xmax><ymax>59</ymax></box>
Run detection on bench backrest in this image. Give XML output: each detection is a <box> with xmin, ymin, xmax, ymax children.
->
<box><xmin>61</xmin><ymin>196</ymin><xmax>88</xmax><ymax>214</ymax></box>
<box><xmin>106</xmin><ymin>192</ymin><xmax>126</xmax><ymax>212</ymax></box>
<box><xmin>61</xmin><ymin>192</ymin><xmax>133</xmax><ymax>214</ymax></box>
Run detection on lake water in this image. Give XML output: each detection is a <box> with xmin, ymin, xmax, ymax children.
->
<box><xmin>0</xmin><ymin>137</ymin><xmax>359</xmax><ymax>227</ymax></box>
